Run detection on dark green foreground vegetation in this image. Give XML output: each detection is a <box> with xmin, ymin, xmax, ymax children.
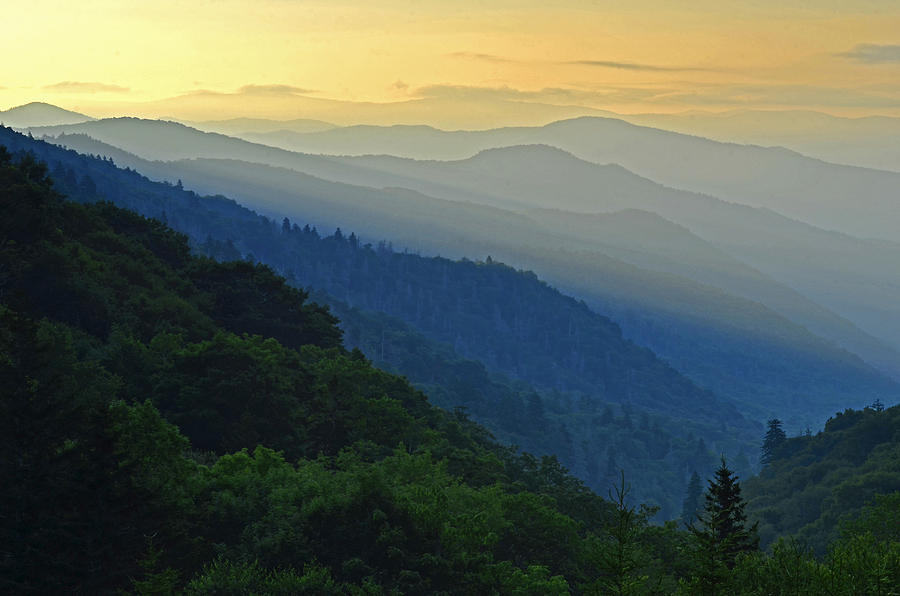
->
<box><xmin>1</xmin><ymin>149</ymin><xmax>898</xmax><ymax>593</ymax></box>
<box><xmin>745</xmin><ymin>405</ymin><xmax>900</xmax><ymax>554</ymax></box>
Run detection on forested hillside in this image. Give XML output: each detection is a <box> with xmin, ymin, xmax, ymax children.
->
<box><xmin>3</xmin><ymin>147</ymin><xmax>898</xmax><ymax>594</ymax></box>
<box><xmin>744</xmin><ymin>404</ymin><xmax>900</xmax><ymax>553</ymax></box>
<box><xmin>37</xmin><ymin>127</ymin><xmax>900</xmax><ymax>434</ymax></box>
<box><xmin>0</xmin><ymin>126</ymin><xmax>756</xmax><ymax>518</ymax></box>
<box><xmin>0</xmin><ymin>146</ymin><xmax>619</xmax><ymax>593</ymax></box>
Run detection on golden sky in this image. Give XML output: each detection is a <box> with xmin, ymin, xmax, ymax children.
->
<box><xmin>3</xmin><ymin>0</ymin><xmax>900</xmax><ymax>125</ymax></box>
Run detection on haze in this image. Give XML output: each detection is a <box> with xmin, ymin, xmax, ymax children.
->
<box><xmin>4</xmin><ymin>0</ymin><xmax>900</xmax><ymax>127</ymax></box>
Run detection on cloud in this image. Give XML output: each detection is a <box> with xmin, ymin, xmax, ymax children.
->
<box><xmin>413</xmin><ymin>84</ymin><xmax>669</xmax><ymax>105</ymax></box>
<box><xmin>237</xmin><ymin>84</ymin><xmax>315</xmax><ymax>95</ymax></box>
<box><xmin>568</xmin><ymin>60</ymin><xmax>710</xmax><ymax>72</ymax></box>
<box><xmin>412</xmin><ymin>81</ymin><xmax>900</xmax><ymax>110</ymax></box>
<box><xmin>448</xmin><ymin>52</ymin><xmax>707</xmax><ymax>72</ymax></box>
<box><xmin>449</xmin><ymin>51</ymin><xmax>519</xmax><ymax>64</ymax></box>
<box><xmin>180</xmin><ymin>84</ymin><xmax>316</xmax><ymax>98</ymax></box>
<box><xmin>43</xmin><ymin>81</ymin><xmax>129</xmax><ymax>93</ymax></box>
<box><xmin>449</xmin><ymin>52</ymin><xmax>711</xmax><ymax>72</ymax></box>
<box><xmin>654</xmin><ymin>84</ymin><xmax>900</xmax><ymax>108</ymax></box>
<box><xmin>838</xmin><ymin>43</ymin><xmax>900</xmax><ymax>64</ymax></box>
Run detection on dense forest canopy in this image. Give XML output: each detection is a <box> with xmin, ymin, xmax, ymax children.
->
<box><xmin>745</xmin><ymin>402</ymin><xmax>900</xmax><ymax>554</ymax></box>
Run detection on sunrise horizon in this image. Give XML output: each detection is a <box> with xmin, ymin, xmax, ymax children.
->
<box><xmin>4</xmin><ymin>0</ymin><xmax>900</xmax><ymax>127</ymax></box>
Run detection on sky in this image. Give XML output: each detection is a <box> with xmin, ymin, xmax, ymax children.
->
<box><xmin>3</xmin><ymin>0</ymin><xmax>900</xmax><ymax>125</ymax></box>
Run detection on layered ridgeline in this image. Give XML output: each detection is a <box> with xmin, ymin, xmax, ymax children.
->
<box><xmin>0</xmin><ymin>146</ymin><xmax>628</xmax><ymax>593</ymax></box>
<box><xmin>3</xmin><ymin>149</ymin><xmax>898</xmax><ymax>594</ymax></box>
<box><xmin>189</xmin><ymin>109</ymin><xmax>900</xmax><ymax>173</ymax></box>
<box><xmin>0</xmin><ymin>127</ymin><xmax>752</xmax><ymax>519</ymax></box>
<box><xmin>744</xmin><ymin>404</ymin><xmax>900</xmax><ymax>554</ymax></box>
<box><xmin>28</xmin><ymin>114</ymin><xmax>900</xmax><ymax>240</ymax></box>
<box><xmin>33</xmin><ymin>125</ymin><xmax>900</xmax><ymax>431</ymax></box>
<box><xmin>33</xmin><ymin>116</ymin><xmax>900</xmax><ymax>375</ymax></box>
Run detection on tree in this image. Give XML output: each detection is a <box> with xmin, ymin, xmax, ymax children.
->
<box><xmin>867</xmin><ymin>398</ymin><xmax>884</xmax><ymax>413</ymax></box>
<box><xmin>584</xmin><ymin>472</ymin><xmax>651</xmax><ymax>595</ymax></box>
<box><xmin>681</xmin><ymin>471</ymin><xmax>704</xmax><ymax>526</ymax></box>
<box><xmin>760</xmin><ymin>418</ymin><xmax>786</xmax><ymax>465</ymax></box>
<box><xmin>690</xmin><ymin>457</ymin><xmax>759</xmax><ymax>574</ymax></box>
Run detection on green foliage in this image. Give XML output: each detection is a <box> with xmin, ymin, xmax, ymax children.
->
<box><xmin>694</xmin><ymin>533</ymin><xmax>900</xmax><ymax>595</ymax></box>
<box><xmin>840</xmin><ymin>492</ymin><xmax>900</xmax><ymax>543</ymax></box>
<box><xmin>760</xmin><ymin>418</ymin><xmax>786</xmax><ymax>465</ymax></box>
<box><xmin>684</xmin><ymin>458</ymin><xmax>759</xmax><ymax>594</ymax></box>
<box><xmin>0</xmin><ymin>304</ymin><xmax>196</xmax><ymax>593</ymax></box>
<box><xmin>681</xmin><ymin>472</ymin><xmax>704</xmax><ymax>526</ymax></box>
<box><xmin>186</xmin><ymin>559</ymin><xmax>341</xmax><ymax>595</ymax></box>
<box><xmin>1</xmin><ymin>148</ymin><xmax>630</xmax><ymax>593</ymax></box>
<box><xmin>582</xmin><ymin>473</ymin><xmax>653</xmax><ymax>595</ymax></box>
<box><xmin>744</xmin><ymin>404</ymin><xmax>900</xmax><ymax>553</ymax></box>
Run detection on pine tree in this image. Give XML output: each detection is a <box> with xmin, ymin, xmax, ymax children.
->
<box><xmin>691</xmin><ymin>457</ymin><xmax>759</xmax><ymax>568</ymax></box>
<box><xmin>760</xmin><ymin>419</ymin><xmax>786</xmax><ymax>465</ymax></box>
<box><xmin>681</xmin><ymin>471</ymin><xmax>703</xmax><ymax>526</ymax></box>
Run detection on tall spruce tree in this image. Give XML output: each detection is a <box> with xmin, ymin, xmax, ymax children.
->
<box><xmin>689</xmin><ymin>456</ymin><xmax>759</xmax><ymax>590</ymax></box>
<box><xmin>760</xmin><ymin>419</ymin><xmax>787</xmax><ymax>465</ymax></box>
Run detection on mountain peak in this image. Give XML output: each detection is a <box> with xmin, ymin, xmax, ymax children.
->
<box><xmin>469</xmin><ymin>143</ymin><xmax>582</xmax><ymax>163</ymax></box>
<box><xmin>0</xmin><ymin>102</ymin><xmax>94</xmax><ymax>128</ymax></box>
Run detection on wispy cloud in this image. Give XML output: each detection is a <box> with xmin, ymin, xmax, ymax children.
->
<box><xmin>449</xmin><ymin>51</ymin><xmax>711</xmax><ymax>72</ymax></box>
<box><xmin>43</xmin><ymin>81</ymin><xmax>129</xmax><ymax>93</ymax></box>
<box><xmin>837</xmin><ymin>43</ymin><xmax>900</xmax><ymax>64</ymax></box>
<box><xmin>449</xmin><ymin>52</ymin><xmax>520</xmax><ymax>64</ymax></box>
<box><xmin>237</xmin><ymin>84</ymin><xmax>315</xmax><ymax>95</ymax></box>
<box><xmin>412</xmin><ymin>81</ymin><xmax>900</xmax><ymax>110</ymax></box>
<box><xmin>568</xmin><ymin>60</ymin><xmax>710</xmax><ymax>72</ymax></box>
<box><xmin>181</xmin><ymin>84</ymin><xmax>316</xmax><ymax>97</ymax></box>
<box><xmin>413</xmin><ymin>84</ymin><xmax>669</xmax><ymax>104</ymax></box>
<box><xmin>656</xmin><ymin>84</ymin><xmax>900</xmax><ymax>108</ymax></box>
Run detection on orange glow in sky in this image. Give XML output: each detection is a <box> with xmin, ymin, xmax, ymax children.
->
<box><xmin>3</xmin><ymin>0</ymin><xmax>900</xmax><ymax>125</ymax></box>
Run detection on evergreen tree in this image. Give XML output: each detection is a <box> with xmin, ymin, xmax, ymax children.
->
<box><xmin>681</xmin><ymin>471</ymin><xmax>704</xmax><ymax>526</ymax></box>
<box><xmin>691</xmin><ymin>457</ymin><xmax>759</xmax><ymax>571</ymax></box>
<box><xmin>760</xmin><ymin>418</ymin><xmax>786</xmax><ymax>465</ymax></box>
<box><xmin>586</xmin><ymin>472</ymin><xmax>651</xmax><ymax>595</ymax></box>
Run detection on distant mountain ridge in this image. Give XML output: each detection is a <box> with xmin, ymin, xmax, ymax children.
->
<box><xmin>1</xmin><ymin>101</ymin><xmax>93</xmax><ymax>128</ymax></box>
<box><xmin>619</xmin><ymin>109</ymin><xmax>900</xmax><ymax>172</ymax></box>
<box><xmin>32</xmin><ymin>130</ymin><xmax>899</xmax><ymax>430</ymax></box>
<box><xmin>190</xmin><ymin>107</ymin><xmax>900</xmax><ymax>172</ymax></box>
<box><xmin>28</xmin><ymin>114</ymin><xmax>900</xmax><ymax>242</ymax></box>
<box><xmin>52</xmin><ymin>122</ymin><xmax>891</xmax><ymax>382</ymax></box>
<box><xmin>325</xmin><ymin>142</ymin><xmax>900</xmax><ymax>368</ymax></box>
<box><xmin>28</xmin><ymin>122</ymin><xmax>900</xmax><ymax>426</ymax></box>
<box><xmin>186</xmin><ymin>116</ymin><xmax>337</xmax><ymax>136</ymax></box>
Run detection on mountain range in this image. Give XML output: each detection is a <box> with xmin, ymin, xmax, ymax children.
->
<box><xmin>0</xmin><ymin>125</ymin><xmax>761</xmax><ymax>518</ymax></box>
<box><xmin>21</xmin><ymin>125</ymin><xmax>898</xmax><ymax>435</ymax></box>
<box><xmin>33</xmin><ymin>117</ymin><xmax>900</xmax><ymax>375</ymax></box>
<box><xmin>4</xmin><ymin>98</ymin><xmax>900</xmax><ymax>589</ymax></box>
